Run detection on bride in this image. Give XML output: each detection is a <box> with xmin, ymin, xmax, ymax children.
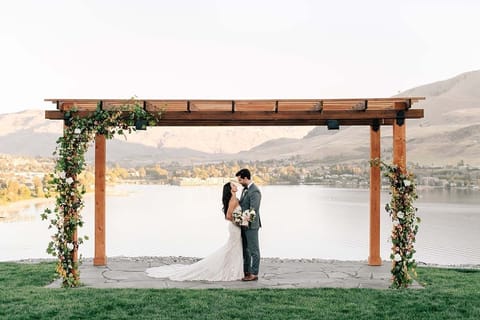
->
<box><xmin>145</xmin><ymin>182</ymin><xmax>244</xmax><ymax>281</ymax></box>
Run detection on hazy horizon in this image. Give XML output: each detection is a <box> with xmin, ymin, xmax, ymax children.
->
<box><xmin>1</xmin><ymin>1</ymin><xmax>480</xmax><ymax>113</ymax></box>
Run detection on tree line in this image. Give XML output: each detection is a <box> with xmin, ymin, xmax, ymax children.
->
<box><xmin>1</xmin><ymin>157</ymin><xmax>479</xmax><ymax>205</ymax></box>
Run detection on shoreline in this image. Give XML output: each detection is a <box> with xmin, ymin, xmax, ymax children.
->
<box><xmin>0</xmin><ymin>186</ymin><xmax>128</xmax><ymax>218</ymax></box>
<box><xmin>0</xmin><ymin>197</ymin><xmax>53</xmax><ymax>210</ymax></box>
<box><xmin>0</xmin><ymin>197</ymin><xmax>54</xmax><ymax>221</ymax></box>
<box><xmin>1</xmin><ymin>182</ymin><xmax>477</xmax><ymax>216</ymax></box>
<box><xmin>120</xmin><ymin>180</ymin><xmax>480</xmax><ymax>191</ymax></box>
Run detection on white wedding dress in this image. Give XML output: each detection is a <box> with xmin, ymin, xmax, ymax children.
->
<box><xmin>145</xmin><ymin>206</ymin><xmax>244</xmax><ymax>281</ymax></box>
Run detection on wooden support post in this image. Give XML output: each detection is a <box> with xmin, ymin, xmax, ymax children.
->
<box><xmin>368</xmin><ymin>124</ymin><xmax>382</xmax><ymax>266</ymax></box>
<box><xmin>63</xmin><ymin>123</ymin><xmax>79</xmax><ymax>276</ymax></box>
<box><xmin>393</xmin><ymin>118</ymin><xmax>407</xmax><ymax>171</ymax></box>
<box><xmin>93</xmin><ymin>134</ymin><xmax>107</xmax><ymax>266</ymax></box>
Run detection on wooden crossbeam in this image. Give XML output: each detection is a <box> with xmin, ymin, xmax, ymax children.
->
<box><xmin>45</xmin><ymin>98</ymin><xmax>425</xmax><ymax>112</ymax></box>
<box><xmin>45</xmin><ymin>97</ymin><xmax>424</xmax><ymax>127</ymax></box>
<box><xmin>45</xmin><ymin>109</ymin><xmax>423</xmax><ymax>126</ymax></box>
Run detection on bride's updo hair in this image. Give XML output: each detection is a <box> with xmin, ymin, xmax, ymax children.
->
<box><xmin>222</xmin><ymin>182</ymin><xmax>232</xmax><ymax>216</ymax></box>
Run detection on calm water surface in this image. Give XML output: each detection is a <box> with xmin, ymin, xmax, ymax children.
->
<box><xmin>0</xmin><ymin>185</ymin><xmax>479</xmax><ymax>265</ymax></box>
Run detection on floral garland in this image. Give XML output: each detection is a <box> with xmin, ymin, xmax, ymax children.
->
<box><xmin>41</xmin><ymin>102</ymin><xmax>161</xmax><ymax>287</ymax></box>
<box><xmin>371</xmin><ymin>159</ymin><xmax>420</xmax><ymax>288</ymax></box>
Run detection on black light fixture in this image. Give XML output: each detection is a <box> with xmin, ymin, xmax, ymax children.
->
<box><xmin>135</xmin><ymin>100</ymin><xmax>148</xmax><ymax>130</ymax></box>
<box><xmin>327</xmin><ymin>119</ymin><xmax>340</xmax><ymax>130</ymax></box>
<box><xmin>396</xmin><ymin>110</ymin><xmax>405</xmax><ymax>126</ymax></box>
<box><xmin>135</xmin><ymin>118</ymin><xmax>147</xmax><ymax>130</ymax></box>
<box><xmin>64</xmin><ymin>112</ymin><xmax>72</xmax><ymax>127</ymax></box>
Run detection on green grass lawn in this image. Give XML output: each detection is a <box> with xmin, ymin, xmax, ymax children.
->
<box><xmin>0</xmin><ymin>262</ymin><xmax>479</xmax><ymax>319</ymax></box>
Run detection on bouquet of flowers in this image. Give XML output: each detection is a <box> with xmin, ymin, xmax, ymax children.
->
<box><xmin>233</xmin><ymin>208</ymin><xmax>256</xmax><ymax>227</ymax></box>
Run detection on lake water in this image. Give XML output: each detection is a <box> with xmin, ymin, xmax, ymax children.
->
<box><xmin>0</xmin><ymin>185</ymin><xmax>479</xmax><ymax>265</ymax></box>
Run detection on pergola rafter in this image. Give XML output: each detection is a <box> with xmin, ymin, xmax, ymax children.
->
<box><xmin>45</xmin><ymin>97</ymin><xmax>425</xmax><ymax>268</ymax></box>
<box><xmin>45</xmin><ymin>98</ymin><xmax>423</xmax><ymax>126</ymax></box>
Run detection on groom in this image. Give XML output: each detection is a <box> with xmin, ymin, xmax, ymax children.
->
<box><xmin>236</xmin><ymin>168</ymin><xmax>262</xmax><ymax>281</ymax></box>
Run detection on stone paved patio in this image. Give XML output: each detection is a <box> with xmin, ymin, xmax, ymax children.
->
<box><xmin>46</xmin><ymin>256</ymin><xmax>423</xmax><ymax>289</ymax></box>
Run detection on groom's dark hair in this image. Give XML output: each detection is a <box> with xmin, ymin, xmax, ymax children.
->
<box><xmin>236</xmin><ymin>168</ymin><xmax>251</xmax><ymax>180</ymax></box>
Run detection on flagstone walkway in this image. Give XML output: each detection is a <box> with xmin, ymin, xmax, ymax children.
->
<box><xmin>46</xmin><ymin>256</ymin><xmax>422</xmax><ymax>289</ymax></box>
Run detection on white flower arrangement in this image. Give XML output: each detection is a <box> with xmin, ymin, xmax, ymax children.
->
<box><xmin>233</xmin><ymin>208</ymin><xmax>256</xmax><ymax>227</ymax></box>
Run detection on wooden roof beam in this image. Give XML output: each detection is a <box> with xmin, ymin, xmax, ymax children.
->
<box><xmin>45</xmin><ymin>109</ymin><xmax>424</xmax><ymax>127</ymax></box>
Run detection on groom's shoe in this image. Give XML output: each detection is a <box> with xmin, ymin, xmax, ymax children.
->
<box><xmin>241</xmin><ymin>274</ymin><xmax>258</xmax><ymax>281</ymax></box>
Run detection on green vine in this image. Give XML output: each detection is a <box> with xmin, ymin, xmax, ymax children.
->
<box><xmin>371</xmin><ymin>159</ymin><xmax>420</xmax><ymax>288</ymax></box>
<box><xmin>41</xmin><ymin>101</ymin><xmax>161</xmax><ymax>287</ymax></box>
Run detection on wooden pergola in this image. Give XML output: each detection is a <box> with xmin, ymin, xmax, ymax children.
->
<box><xmin>45</xmin><ymin>97</ymin><xmax>425</xmax><ymax>267</ymax></box>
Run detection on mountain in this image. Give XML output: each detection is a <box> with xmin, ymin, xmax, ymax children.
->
<box><xmin>1</xmin><ymin>70</ymin><xmax>479</xmax><ymax>166</ymax></box>
<box><xmin>231</xmin><ymin>70</ymin><xmax>480</xmax><ymax>166</ymax></box>
<box><xmin>0</xmin><ymin>109</ymin><xmax>312</xmax><ymax>165</ymax></box>
<box><xmin>396</xmin><ymin>70</ymin><xmax>480</xmax><ymax>126</ymax></box>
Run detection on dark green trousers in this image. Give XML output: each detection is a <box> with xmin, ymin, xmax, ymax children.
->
<box><xmin>241</xmin><ymin>228</ymin><xmax>260</xmax><ymax>275</ymax></box>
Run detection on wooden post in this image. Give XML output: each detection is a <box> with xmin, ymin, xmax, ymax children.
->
<box><xmin>63</xmin><ymin>123</ymin><xmax>79</xmax><ymax>276</ymax></box>
<box><xmin>368</xmin><ymin>124</ymin><xmax>382</xmax><ymax>266</ymax></box>
<box><xmin>393</xmin><ymin>118</ymin><xmax>407</xmax><ymax>171</ymax></box>
<box><xmin>93</xmin><ymin>134</ymin><xmax>107</xmax><ymax>266</ymax></box>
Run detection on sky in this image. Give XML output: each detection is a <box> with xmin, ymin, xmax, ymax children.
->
<box><xmin>0</xmin><ymin>0</ymin><xmax>479</xmax><ymax>114</ymax></box>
